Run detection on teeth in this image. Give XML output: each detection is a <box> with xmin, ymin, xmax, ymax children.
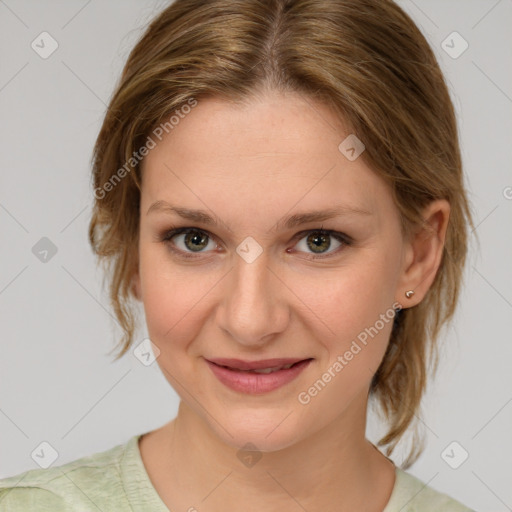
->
<box><xmin>252</xmin><ymin>367</ymin><xmax>280</xmax><ymax>374</ymax></box>
<box><xmin>241</xmin><ymin>363</ymin><xmax>295</xmax><ymax>374</ymax></box>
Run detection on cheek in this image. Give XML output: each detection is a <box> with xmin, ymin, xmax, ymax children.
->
<box><xmin>294</xmin><ymin>280</ymin><xmax>397</xmax><ymax>417</ymax></box>
<box><xmin>138</xmin><ymin>250</ymin><xmax>218</xmax><ymax>354</ymax></box>
<box><xmin>291</xmin><ymin>258</ymin><xmax>398</xmax><ymax>340</ymax></box>
<box><xmin>289</xmin><ymin>253</ymin><xmax>399</xmax><ymax>383</ymax></box>
<box><xmin>139</xmin><ymin>232</ymin><xmax>401</xmax><ymax>361</ymax></box>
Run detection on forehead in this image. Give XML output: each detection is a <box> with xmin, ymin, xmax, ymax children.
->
<box><xmin>140</xmin><ymin>91</ymin><xmax>392</xmax><ymax>223</ymax></box>
<box><xmin>146</xmin><ymin>91</ymin><xmax>349</xmax><ymax>163</ymax></box>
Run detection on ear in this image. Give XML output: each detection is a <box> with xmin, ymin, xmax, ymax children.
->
<box><xmin>396</xmin><ymin>199</ymin><xmax>450</xmax><ymax>307</ymax></box>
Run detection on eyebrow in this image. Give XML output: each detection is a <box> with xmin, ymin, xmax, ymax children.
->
<box><xmin>146</xmin><ymin>200</ymin><xmax>372</xmax><ymax>231</ymax></box>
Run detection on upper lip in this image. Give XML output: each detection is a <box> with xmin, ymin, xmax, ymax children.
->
<box><xmin>206</xmin><ymin>357</ymin><xmax>311</xmax><ymax>371</ymax></box>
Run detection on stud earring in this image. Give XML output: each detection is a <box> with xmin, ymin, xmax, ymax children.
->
<box><xmin>405</xmin><ymin>290</ymin><xmax>415</xmax><ymax>299</ymax></box>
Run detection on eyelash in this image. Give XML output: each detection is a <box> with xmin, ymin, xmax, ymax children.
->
<box><xmin>158</xmin><ymin>226</ymin><xmax>353</xmax><ymax>261</ymax></box>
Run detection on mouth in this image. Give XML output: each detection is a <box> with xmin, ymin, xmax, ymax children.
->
<box><xmin>205</xmin><ymin>357</ymin><xmax>313</xmax><ymax>394</ymax></box>
<box><xmin>207</xmin><ymin>357</ymin><xmax>312</xmax><ymax>372</ymax></box>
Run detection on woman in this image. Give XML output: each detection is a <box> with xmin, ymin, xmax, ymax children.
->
<box><xmin>0</xmin><ymin>0</ymin><xmax>476</xmax><ymax>510</ymax></box>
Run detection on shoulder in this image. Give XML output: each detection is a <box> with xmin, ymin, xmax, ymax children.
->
<box><xmin>0</xmin><ymin>436</ymin><xmax>136</xmax><ymax>511</ymax></box>
<box><xmin>0</xmin><ymin>486</ymin><xmax>67</xmax><ymax>511</ymax></box>
<box><xmin>383</xmin><ymin>467</ymin><xmax>476</xmax><ymax>512</ymax></box>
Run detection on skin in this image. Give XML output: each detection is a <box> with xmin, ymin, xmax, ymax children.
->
<box><xmin>131</xmin><ymin>88</ymin><xmax>450</xmax><ymax>512</ymax></box>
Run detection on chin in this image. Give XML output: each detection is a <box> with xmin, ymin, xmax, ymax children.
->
<box><xmin>207</xmin><ymin>406</ymin><xmax>309</xmax><ymax>454</ymax></box>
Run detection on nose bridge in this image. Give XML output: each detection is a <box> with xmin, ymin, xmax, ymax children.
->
<box><xmin>218</xmin><ymin>251</ymin><xmax>288</xmax><ymax>346</ymax></box>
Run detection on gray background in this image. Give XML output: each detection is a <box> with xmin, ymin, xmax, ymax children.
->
<box><xmin>0</xmin><ymin>1</ymin><xmax>511</xmax><ymax>510</ymax></box>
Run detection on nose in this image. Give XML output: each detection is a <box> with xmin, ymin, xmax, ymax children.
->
<box><xmin>215</xmin><ymin>251</ymin><xmax>290</xmax><ymax>348</ymax></box>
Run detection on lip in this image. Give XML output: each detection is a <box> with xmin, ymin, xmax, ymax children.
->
<box><xmin>207</xmin><ymin>357</ymin><xmax>308</xmax><ymax>371</ymax></box>
<box><xmin>205</xmin><ymin>357</ymin><xmax>313</xmax><ymax>394</ymax></box>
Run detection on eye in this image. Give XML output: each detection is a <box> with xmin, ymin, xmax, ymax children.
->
<box><xmin>291</xmin><ymin>229</ymin><xmax>351</xmax><ymax>259</ymax></box>
<box><xmin>161</xmin><ymin>227</ymin><xmax>218</xmax><ymax>258</ymax></box>
<box><xmin>158</xmin><ymin>227</ymin><xmax>352</xmax><ymax>260</ymax></box>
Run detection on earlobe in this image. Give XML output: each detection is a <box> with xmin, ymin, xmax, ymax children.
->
<box><xmin>397</xmin><ymin>199</ymin><xmax>450</xmax><ymax>307</ymax></box>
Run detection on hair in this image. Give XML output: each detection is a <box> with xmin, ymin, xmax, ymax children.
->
<box><xmin>88</xmin><ymin>0</ymin><xmax>475</xmax><ymax>468</ymax></box>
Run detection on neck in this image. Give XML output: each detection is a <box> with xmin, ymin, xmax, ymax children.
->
<box><xmin>140</xmin><ymin>391</ymin><xmax>396</xmax><ymax>511</ymax></box>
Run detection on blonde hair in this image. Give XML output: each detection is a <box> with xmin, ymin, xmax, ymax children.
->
<box><xmin>88</xmin><ymin>0</ymin><xmax>475</xmax><ymax>468</ymax></box>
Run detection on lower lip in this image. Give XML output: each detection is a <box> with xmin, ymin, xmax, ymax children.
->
<box><xmin>206</xmin><ymin>359</ymin><xmax>312</xmax><ymax>394</ymax></box>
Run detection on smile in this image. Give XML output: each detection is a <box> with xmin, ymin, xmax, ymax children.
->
<box><xmin>205</xmin><ymin>357</ymin><xmax>313</xmax><ymax>394</ymax></box>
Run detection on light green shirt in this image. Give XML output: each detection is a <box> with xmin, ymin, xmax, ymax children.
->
<box><xmin>0</xmin><ymin>433</ymin><xmax>475</xmax><ymax>511</ymax></box>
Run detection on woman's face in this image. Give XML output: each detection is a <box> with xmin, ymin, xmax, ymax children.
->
<box><xmin>134</xmin><ymin>90</ymin><xmax>409</xmax><ymax>452</ymax></box>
